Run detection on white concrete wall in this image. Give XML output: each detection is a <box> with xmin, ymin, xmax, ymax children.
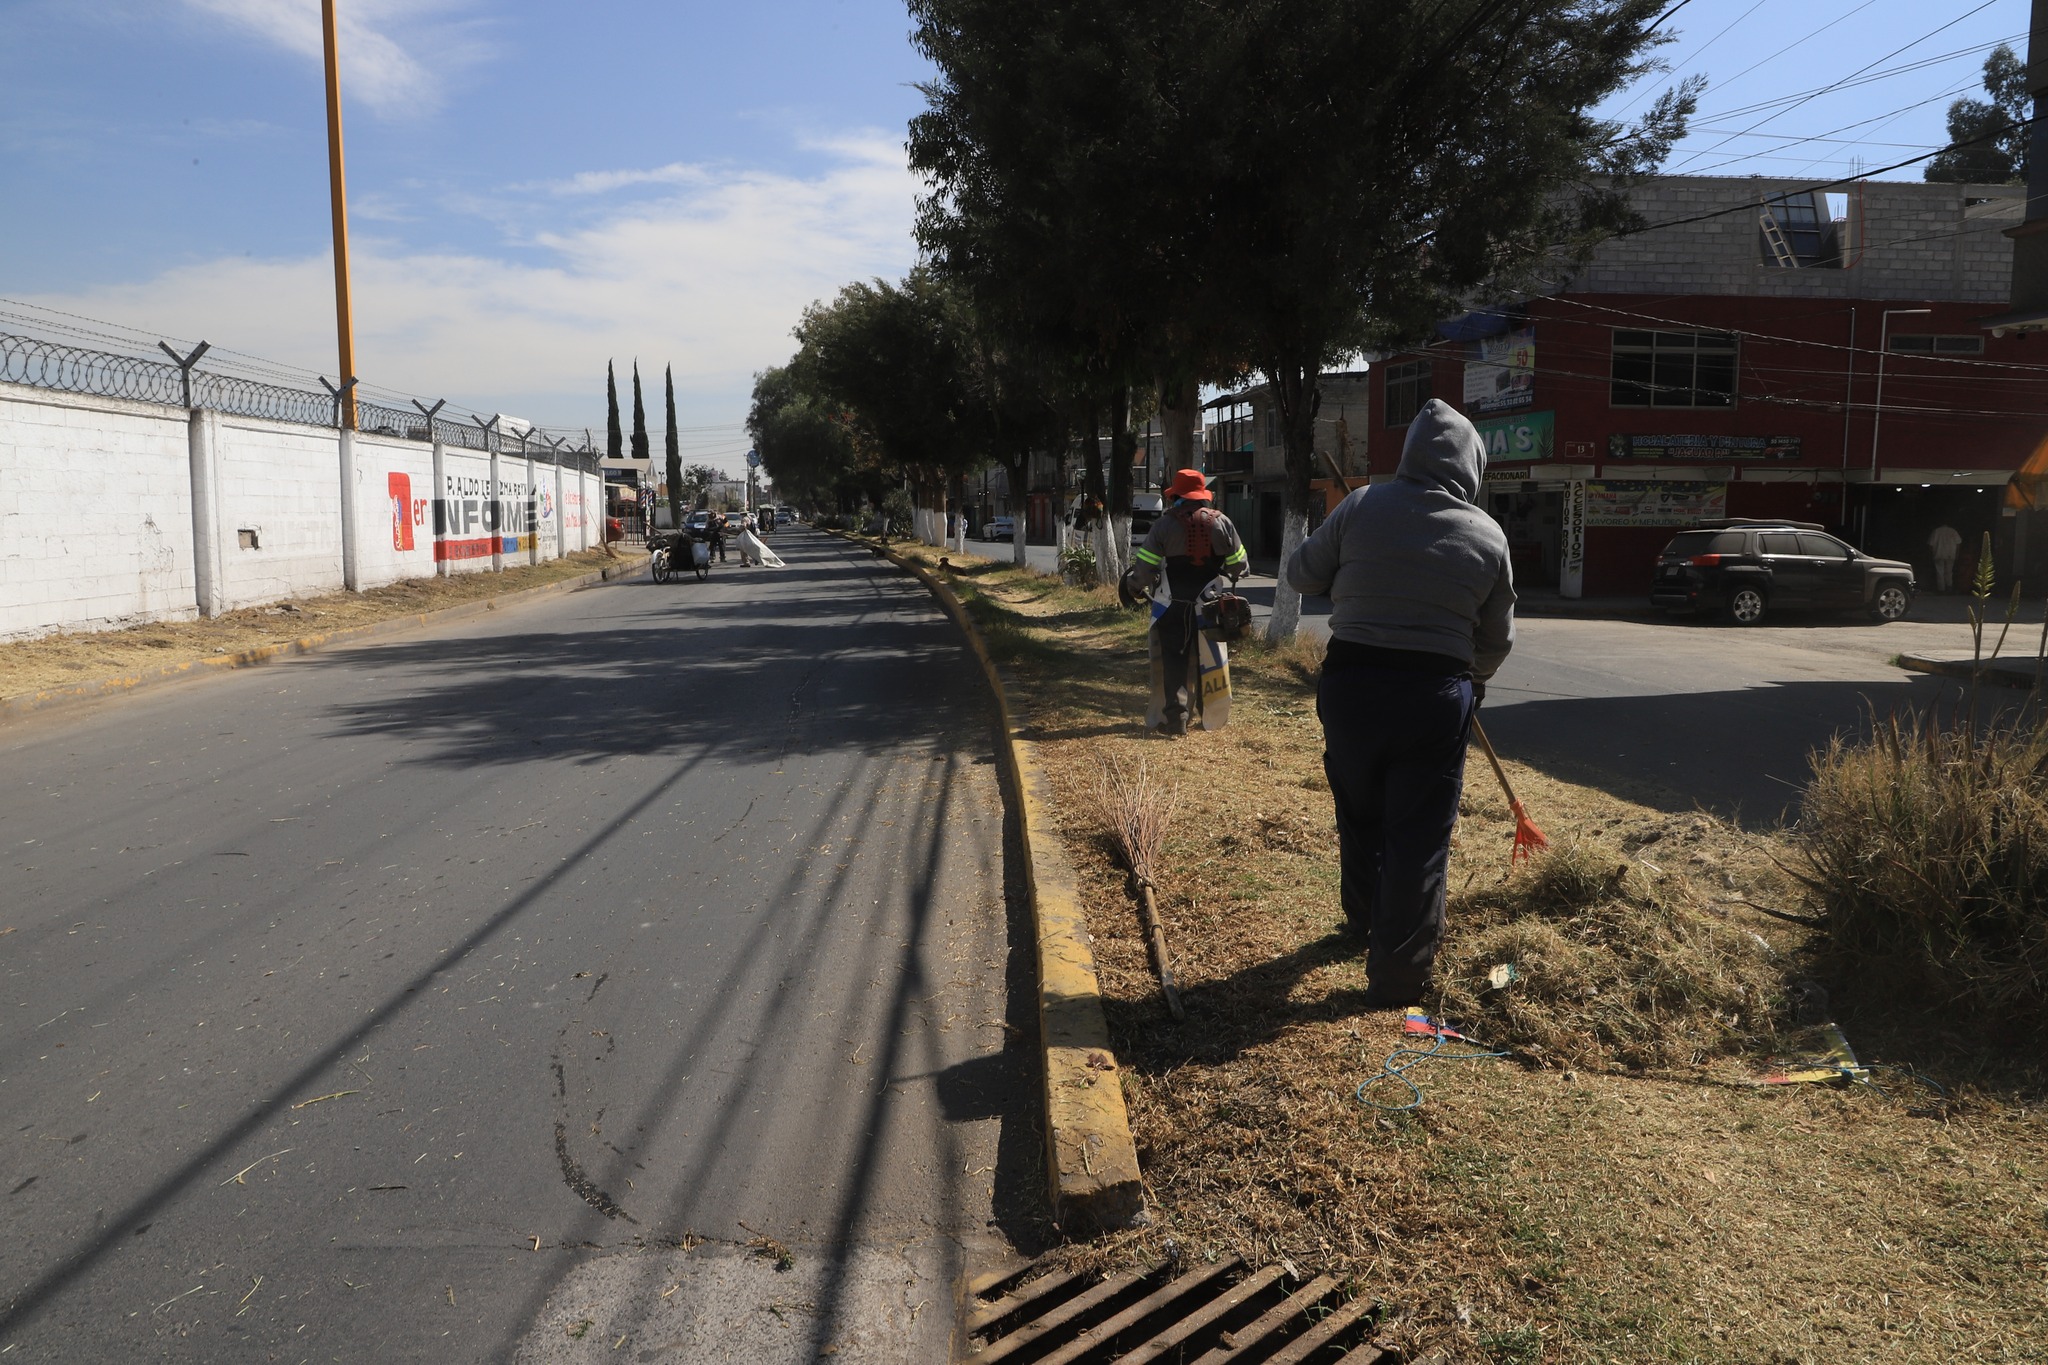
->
<box><xmin>212</xmin><ymin>415</ymin><xmax>345</xmax><ymax>611</ymax></box>
<box><xmin>436</xmin><ymin>446</ymin><xmax>500</xmax><ymax>576</ymax></box>
<box><xmin>353</xmin><ymin>433</ymin><xmax>438</xmax><ymax>590</ymax></box>
<box><xmin>1</xmin><ymin>382</ymin><xmax>604</xmax><ymax>640</ymax></box>
<box><xmin>0</xmin><ymin>382</ymin><xmax>197</xmax><ymax>640</ymax></box>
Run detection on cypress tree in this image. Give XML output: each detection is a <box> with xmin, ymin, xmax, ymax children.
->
<box><xmin>630</xmin><ymin>362</ymin><xmax>650</xmax><ymax>463</ymax></box>
<box><xmin>665</xmin><ymin>365</ymin><xmax>684</xmax><ymax>532</ymax></box>
<box><xmin>605</xmin><ymin>361</ymin><xmax>623</xmax><ymax>461</ymax></box>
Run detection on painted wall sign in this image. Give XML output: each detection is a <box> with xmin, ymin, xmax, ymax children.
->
<box><xmin>1607</xmin><ymin>433</ymin><xmax>1802</xmax><ymax>460</ymax></box>
<box><xmin>1464</xmin><ymin>326</ymin><xmax>1536</xmax><ymax>414</ymax></box>
<box><xmin>1474</xmin><ymin>410</ymin><xmax>1554</xmax><ymax>463</ymax></box>
<box><xmin>434</xmin><ymin>472</ymin><xmax>538</xmax><ymax>561</ymax></box>
<box><xmin>1584</xmin><ymin>480</ymin><xmax>1728</xmax><ymax>527</ymax></box>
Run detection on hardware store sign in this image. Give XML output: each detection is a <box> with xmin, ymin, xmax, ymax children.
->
<box><xmin>1586</xmin><ymin>481</ymin><xmax>1727</xmax><ymax>527</ymax></box>
<box><xmin>1608</xmin><ymin>433</ymin><xmax>1802</xmax><ymax>460</ymax></box>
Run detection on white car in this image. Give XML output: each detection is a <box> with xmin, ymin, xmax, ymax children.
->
<box><xmin>981</xmin><ymin>515</ymin><xmax>1016</xmax><ymax>541</ymax></box>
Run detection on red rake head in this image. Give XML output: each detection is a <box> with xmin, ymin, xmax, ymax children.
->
<box><xmin>1508</xmin><ymin>799</ymin><xmax>1550</xmax><ymax>865</ymax></box>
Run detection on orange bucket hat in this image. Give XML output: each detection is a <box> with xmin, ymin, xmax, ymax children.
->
<box><xmin>1165</xmin><ymin>468</ymin><xmax>1212</xmax><ymax>502</ymax></box>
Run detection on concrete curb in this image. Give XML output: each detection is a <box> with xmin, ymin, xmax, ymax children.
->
<box><xmin>830</xmin><ymin>531</ymin><xmax>1147</xmax><ymax>1233</ymax></box>
<box><xmin>1896</xmin><ymin>652</ymin><xmax>2040</xmax><ymax>690</ymax></box>
<box><xmin>0</xmin><ymin>554</ymin><xmax>649</xmax><ymax>726</ymax></box>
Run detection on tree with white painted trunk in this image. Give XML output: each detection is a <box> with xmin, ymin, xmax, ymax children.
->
<box><xmin>913</xmin><ymin>0</ymin><xmax>1697</xmax><ymax>640</ymax></box>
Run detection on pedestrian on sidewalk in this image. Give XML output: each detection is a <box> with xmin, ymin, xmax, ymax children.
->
<box><xmin>1929</xmin><ymin>523</ymin><xmax>1961</xmax><ymax>592</ymax></box>
<box><xmin>1284</xmin><ymin>399</ymin><xmax>1516</xmax><ymax>1009</ymax></box>
<box><xmin>1125</xmin><ymin>469</ymin><xmax>1249</xmax><ymax>736</ymax></box>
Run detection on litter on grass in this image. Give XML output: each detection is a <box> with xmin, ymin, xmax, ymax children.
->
<box><xmin>1755</xmin><ymin>1022</ymin><xmax>1866</xmax><ymax>1086</ymax></box>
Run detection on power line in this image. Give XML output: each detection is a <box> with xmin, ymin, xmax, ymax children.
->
<box><xmin>1665</xmin><ymin>2</ymin><xmax>2003</xmax><ymax>175</ymax></box>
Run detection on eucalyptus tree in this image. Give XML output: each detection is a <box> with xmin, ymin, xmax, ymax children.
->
<box><xmin>911</xmin><ymin>0</ymin><xmax>1696</xmax><ymax>638</ymax></box>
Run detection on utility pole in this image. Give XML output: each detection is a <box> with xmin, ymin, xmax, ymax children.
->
<box><xmin>320</xmin><ymin>0</ymin><xmax>358</xmax><ymax>431</ymax></box>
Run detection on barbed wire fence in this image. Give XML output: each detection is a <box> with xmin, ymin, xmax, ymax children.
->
<box><xmin>0</xmin><ymin>327</ymin><xmax>604</xmax><ymax>465</ymax></box>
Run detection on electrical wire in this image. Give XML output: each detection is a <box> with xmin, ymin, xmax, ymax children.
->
<box><xmin>1664</xmin><ymin>2</ymin><xmax>2003</xmax><ymax>176</ymax></box>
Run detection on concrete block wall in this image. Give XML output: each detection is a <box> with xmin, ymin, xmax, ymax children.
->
<box><xmin>0</xmin><ymin>381</ymin><xmax>197</xmax><ymax>640</ymax></box>
<box><xmin>1570</xmin><ymin>177</ymin><xmax>2022</xmax><ymax>303</ymax></box>
<box><xmin>353</xmin><ymin>433</ymin><xmax>438</xmax><ymax>590</ymax></box>
<box><xmin>213</xmin><ymin>416</ymin><xmax>345</xmax><ymax>611</ymax></box>
<box><xmin>1</xmin><ymin>381</ymin><xmax>604</xmax><ymax>641</ymax></box>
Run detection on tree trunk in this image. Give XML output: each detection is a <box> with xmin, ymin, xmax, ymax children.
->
<box><xmin>1053</xmin><ymin>436</ymin><xmax>1071</xmax><ymax>557</ymax></box>
<box><xmin>1105</xmin><ymin>386</ymin><xmax>1137</xmax><ymax>585</ymax></box>
<box><xmin>1003</xmin><ymin>455</ymin><xmax>1030</xmax><ymax>566</ymax></box>
<box><xmin>1158</xmin><ymin>374</ymin><xmax>1200</xmax><ymax>477</ymax></box>
<box><xmin>1266</xmin><ymin>356</ymin><xmax>1320</xmax><ymax>644</ymax></box>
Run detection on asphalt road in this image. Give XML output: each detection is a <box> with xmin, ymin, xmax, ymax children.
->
<box><xmin>0</xmin><ymin>530</ymin><xmax>1028</xmax><ymax>1362</ymax></box>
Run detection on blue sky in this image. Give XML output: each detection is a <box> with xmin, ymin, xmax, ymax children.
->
<box><xmin>0</xmin><ymin>0</ymin><xmax>2029</xmax><ymax>448</ymax></box>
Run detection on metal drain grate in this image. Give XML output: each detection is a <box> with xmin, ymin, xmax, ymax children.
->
<box><xmin>961</xmin><ymin>1255</ymin><xmax>1393</xmax><ymax>1363</ymax></box>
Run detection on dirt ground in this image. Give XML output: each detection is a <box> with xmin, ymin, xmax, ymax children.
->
<box><xmin>895</xmin><ymin>540</ymin><xmax>2048</xmax><ymax>1365</ymax></box>
<box><xmin>0</xmin><ymin>549</ymin><xmax>632</xmax><ymax>701</ymax></box>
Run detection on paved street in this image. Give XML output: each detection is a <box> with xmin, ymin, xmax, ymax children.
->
<box><xmin>0</xmin><ymin>530</ymin><xmax>1025</xmax><ymax>1362</ymax></box>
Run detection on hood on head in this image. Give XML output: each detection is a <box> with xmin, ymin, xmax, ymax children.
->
<box><xmin>1397</xmin><ymin>398</ymin><xmax>1486</xmax><ymax>503</ymax></box>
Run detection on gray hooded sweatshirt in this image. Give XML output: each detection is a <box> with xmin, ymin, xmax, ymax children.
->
<box><xmin>1284</xmin><ymin>398</ymin><xmax>1515</xmax><ymax>678</ymax></box>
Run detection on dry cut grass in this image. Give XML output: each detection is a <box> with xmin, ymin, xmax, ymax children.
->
<box><xmin>889</xmin><ymin>538</ymin><xmax>2048</xmax><ymax>1365</ymax></box>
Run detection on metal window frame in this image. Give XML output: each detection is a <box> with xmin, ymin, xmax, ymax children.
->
<box><xmin>1609</xmin><ymin>328</ymin><xmax>1739</xmax><ymax>409</ymax></box>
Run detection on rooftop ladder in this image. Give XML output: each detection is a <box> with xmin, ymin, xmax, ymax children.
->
<box><xmin>1758</xmin><ymin>206</ymin><xmax>1800</xmax><ymax>269</ymax></box>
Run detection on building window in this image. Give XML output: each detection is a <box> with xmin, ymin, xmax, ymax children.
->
<box><xmin>1610</xmin><ymin>330</ymin><xmax>1738</xmax><ymax>408</ymax></box>
<box><xmin>1759</xmin><ymin>192</ymin><xmax>1840</xmax><ymax>268</ymax></box>
<box><xmin>1384</xmin><ymin>360</ymin><xmax>1432</xmax><ymax>426</ymax></box>
<box><xmin>1888</xmin><ymin>334</ymin><xmax>1985</xmax><ymax>355</ymax></box>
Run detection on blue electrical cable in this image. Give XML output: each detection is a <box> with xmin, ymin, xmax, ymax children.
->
<box><xmin>1356</xmin><ymin>1025</ymin><xmax>1510</xmax><ymax>1113</ymax></box>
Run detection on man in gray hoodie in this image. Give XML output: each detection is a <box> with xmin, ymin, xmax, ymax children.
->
<box><xmin>1284</xmin><ymin>399</ymin><xmax>1515</xmax><ymax>1007</ymax></box>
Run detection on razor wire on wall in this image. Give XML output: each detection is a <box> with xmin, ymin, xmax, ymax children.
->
<box><xmin>0</xmin><ymin>330</ymin><xmax>599</xmax><ymax>464</ymax></box>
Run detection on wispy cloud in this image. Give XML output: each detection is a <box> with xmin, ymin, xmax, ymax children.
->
<box><xmin>530</xmin><ymin>163</ymin><xmax>711</xmax><ymax>197</ymax></box>
<box><xmin>179</xmin><ymin>0</ymin><xmax>494</xmax><ymax>118</ymax></box>
<box><xmin>17</xmin><ymin>133</ymin><xmax>919</xmax><ymax>429</ymax></box>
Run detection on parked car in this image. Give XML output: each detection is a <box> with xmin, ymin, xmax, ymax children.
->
<box><xmin>1650</xmin><ymin>519</ymin><xmax>1915</xmax><ymax>625</ymax></box>
<box><xmin>1130</xmin><ymin>492</ymin><xmax>1165</xmax><ymax>537</ymax></box>
<box><xmin>685</xmin><ymin>510</ymin><xmax>712</xmax><ymax>534</ymax></box>
<box><xmin>981</xmin><ymin>515</ymin><xmax>1016</xmax><ymax>541</ymax></box>
<box><xmin>723</xmin><ymin>511</ymin><xmax>751</xmax><ymax>532</ymax></box>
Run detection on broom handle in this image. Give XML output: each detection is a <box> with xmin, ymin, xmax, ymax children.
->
<box><xmin>1470</xmin><ymin>715</ymin><xmax>1522</xmax><ymax>810</ymax></box>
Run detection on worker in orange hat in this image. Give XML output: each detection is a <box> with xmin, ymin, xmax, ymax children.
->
<box><xmin>1124</xmin><ymin>469</ymin><xmax>1249</xmax><ymax>736</ymax></box>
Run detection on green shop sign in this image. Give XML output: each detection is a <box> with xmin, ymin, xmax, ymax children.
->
<box><xmin>1475</xmin><ymin>410</ymin><xmax>1553</xmax><ymax>464</ymax></box>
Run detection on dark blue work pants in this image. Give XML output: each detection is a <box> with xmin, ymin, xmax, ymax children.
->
<box><xmin>1316</xmin><ymin>659</ymin><xmax>1474</xmax><ymax>996</ymax></box>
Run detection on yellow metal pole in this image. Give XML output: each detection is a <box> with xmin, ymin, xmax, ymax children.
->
<box><xmin>320</xmin><ymin>0</ymin><xmax>358</xmax><ymax>430</ymax></box>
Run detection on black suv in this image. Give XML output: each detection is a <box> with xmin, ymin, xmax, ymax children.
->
<box><xmin>1651</xmin><ymin>518</ymin><xmax>1915</xmax><ymax>625</ymax></box>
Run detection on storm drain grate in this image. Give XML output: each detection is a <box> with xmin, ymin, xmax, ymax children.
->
<box><xmin>961</xmin><ymin>1254</ymin><xmax>1393</xmax><ymax>1364</ymax></box>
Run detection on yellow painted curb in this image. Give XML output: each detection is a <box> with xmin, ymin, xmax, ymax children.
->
<box><xmin>0</xmin><ymin>554</ymin><xmax>649</xmax><ymax>725</ymax></box>
<box><xmin>834</xmin><ymin>530</ymin><xmax>1147</xmax><ymax>1232</ymax></box>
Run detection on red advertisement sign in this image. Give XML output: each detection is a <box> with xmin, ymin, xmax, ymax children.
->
<box><xmin>389</xmin><ymin>472</ymin><xmax>414</xmax><ymax>551</ymax></box>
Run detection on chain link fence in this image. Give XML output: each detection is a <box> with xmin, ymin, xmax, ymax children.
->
<box><xmin>1</xmin><ymin>330</ymin><xmax>598</xmax><ymax>464</ymax></box>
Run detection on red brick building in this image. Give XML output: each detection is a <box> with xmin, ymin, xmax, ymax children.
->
<box><xmin>1356</xmin><ymin>176</ymin><xmax>2048</xmax><ymax>597</ymax></box>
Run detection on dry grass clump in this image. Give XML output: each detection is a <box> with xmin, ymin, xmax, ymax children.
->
<box><xmin>1802</xmin><ymin>712</ymin><xmax>2048</xmax><ymax>1022</ymax></box>
<box><xmin>1438</xmin><ymin>838</ymin><xmax>1787</xmax><ymax>1072</ymax></box>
